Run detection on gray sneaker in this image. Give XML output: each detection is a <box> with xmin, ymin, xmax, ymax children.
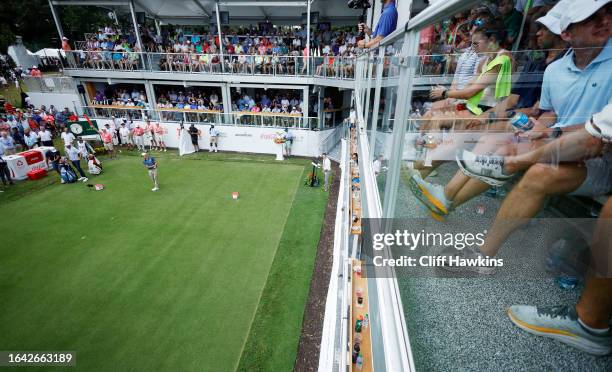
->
<box><xmin>508</xmin><ymin>305</ymin><xmax>612</xmax><ymax>356</ymax></box>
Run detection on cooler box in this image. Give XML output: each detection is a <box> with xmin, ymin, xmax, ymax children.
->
<box><xmin>4</xmin><ymin>154</ymin><xmax>29</xmax><ymax>180</ymax></box>
<box><xmin>21</xmin><ymin>150</ymin><xmax>44</xmax><ymax>165</ymax></box>
<box><xmin>34</xmin><ymin>146</ymin><xmax>56</xmax><ymax>170</ymax></box>
<box><xmin>27</xmin><ymin>169</ymin><xmax>47</xmax><ymax>180</ymax></box>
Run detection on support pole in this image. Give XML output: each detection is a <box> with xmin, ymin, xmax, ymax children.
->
<box><xmin>129</xmin><ymin>0</ymin><xmax>144</xmax><ymax>52</ymax></box>
<box><xmin>306</xmin><ymin>0</ymin><xmax>311</xmax><ymax>75</ymax></box>
<box><xmin>48</xmin><ymin>0</ymin><xmax>65</xmax><ymax>41</ymax></box>
<box><xmin>215</xmin><ymin>1</ymin><xmax>225</xmax><ymax>72</ymax></box>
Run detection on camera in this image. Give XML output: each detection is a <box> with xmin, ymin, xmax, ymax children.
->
<box><xmin>347</xmin><ymin>0</ymin><xmax>371</xmax><ymax>9</ymax></box>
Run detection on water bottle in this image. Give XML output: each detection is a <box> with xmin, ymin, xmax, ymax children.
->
<box><xmin>557</xmin><ymin>276</ymin><xmax>578</xmax><ymax>289</ymax></box>
<box><xmin>510</xmin><ymin>112</ymin><xmax>533</xmax><ymax>131</ymax></box>
<box><xmin>546</xmin><ymin>238</ymin><xmax>583</xmax><ymax>290</ymax></box>
<box><xmin>485</xmin><ymin>186</ymin><xmax>506</xmax><ymax>198</ymax></box>
<box><xmin>356</xmin><ymin>353</ymin><xmax>363</xmax><ymax>369</ymax></box>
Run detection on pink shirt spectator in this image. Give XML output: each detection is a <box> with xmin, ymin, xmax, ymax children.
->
<box><xmin>100</xmin><ymin>131</ymin><xmax>112</xmax><ymax>144</ymax></box>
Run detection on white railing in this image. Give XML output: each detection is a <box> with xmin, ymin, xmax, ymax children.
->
<box><xmin>318</xmin><ymin>138</ymin><xmax>350</xmax><ymax>372</ymax></box>
<box><xmin>61</xmin><ymin>50</ymin><xmax>355</xmax><ymax>80</ymax></box>
<box><xmin>81</xmin><ymin>105</ymin><xmax>318</xmax><ymax>130</ymax></box>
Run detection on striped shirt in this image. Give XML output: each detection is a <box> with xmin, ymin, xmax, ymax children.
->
<box><xmin>452</xmin><ymin>47</ymin><xmax>481</xmax><ymax>90</ymax></box>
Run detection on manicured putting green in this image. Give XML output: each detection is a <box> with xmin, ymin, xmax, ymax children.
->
<box><xmin>0</xmin><ymin>154</ymin><xmax>327</xmax><ymax>371</ymax></box>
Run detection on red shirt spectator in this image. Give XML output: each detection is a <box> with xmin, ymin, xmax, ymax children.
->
<box><xmin>61</xmin><ymin>37</ymin><xmax>72</xmax><ymax>51</ymax></box>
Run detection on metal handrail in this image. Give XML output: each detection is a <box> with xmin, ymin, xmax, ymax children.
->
<box><xmin>62</xmin><ymin>50</ymin><xmax>356</xmax><ymax>80</ymax></box>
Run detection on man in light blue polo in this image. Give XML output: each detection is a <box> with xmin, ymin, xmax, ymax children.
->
<box><xmin>358</xmin><ymin>0</ymin><xmax>398</xmax><ymax>49</ymax></box>
<box><xmin>441</xmin><ymin>1</ymin><xmax>612</xmax><ymax>267</ymax></box>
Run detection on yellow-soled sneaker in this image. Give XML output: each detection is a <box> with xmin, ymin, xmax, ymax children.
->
<box><xmin>507</xmin><ymin>305</ymin><xmax>612</xmax><ymax>356</ymax></box>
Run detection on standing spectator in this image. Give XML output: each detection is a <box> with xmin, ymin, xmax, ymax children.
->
<box><xmin>154</xmin><ymin>122</ymin><xmax>166</xmax><ymax>152</ymax></box>
<box><xmin>60</xmin><ymin>127</ymin><xmax>75</xmax><ymax>150</ymax></box>
<box><xmin>358</xmin><ymin>0</ymin><xmax>398</xmax><ymax>49</ymax></box>
<box><xmin>45</xmin><ymin>147</ymin><xmax>61</xmax><ymax>174</ymax></box>
<box><xmin>30</xmin><ymin>66</ymin><xmax>42</xmax><ymax>77</ymax></box>
<box><xmin>76</xmin><ymin>137</ymin><xmax>94</xmax><ymax>157</ymax></box>
<box><xmin>188</xmin><ymin>123</ymin><xmax>200</xmax><ymax>151</ymax></box>
<box><xmin>61</xmin><ymin>37</ymin><xmax>71</xmax><ymax>51</ymax></box>
<box><xmin>66</xmin><ymin>143</ymin><xmax>88</xmax><ymax>182</ymax></box>
<box><xmin>322</xmin><ymin>152</ymin><xmax>331</xmax><ymax>192</ymax></box>
<box><xmin>282</xmin><ymin>128</ymin><xmax>294</xmax><ymax>157</ymax></box>
<box><xmin>0</xmin><ymin>131</ymin><xmax>16</xmax><ymax>155</ymax></box>
<box><xmin>39</xmin><ymin>126</ymin><xmax>53</xmax><ymax>146</ymax></box>
<box><xmin>142</xmin><ymin>152</ymin><xmax>159</xmax><ymax>191</ymax></box>
<box><xmin>208</xmin><ymin>124</ymin><xmax>219</xmax><ymax>153</ymax></box>
<box><xmin>133</xmin><ymin>124</ymin><xmax>145</xmax><ymax>151</ymax></box>
<box><xmin>0</xmin><ymin>152</ymin><xmax>15</xmax><ymax>190</ymax></box>
<box><xmin>10</xmin><ymin>127</ymin><xmax>25</xmax><ymax>151</ymax></box>
<box><xmin>23</xmin><ymin>128</ymin><xmax>38</xmax><ymax>149</ymax></box>
<box><xmin>119</xmin><ymin>122</ymin><xmax>132</xmax><ymax>150</ymax></box>
<box><xmin>99</xmin><ymin>127</ymin><xmax>116</xmax><ymax>159</ymax></box>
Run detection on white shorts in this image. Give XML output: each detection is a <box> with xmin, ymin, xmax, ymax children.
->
<box><xmin>571</xmin><ymin>151</ymin><xmax>612</xmax><ymax>197</ymax></box>
<box><xmin>121</xmin><ymin>135</ymin><xmax>131</xmax><ymax>144</ymax></box>
<box><xmin>104</xmin><ymin>142</ymin><xmax>114</xmax><ymax>151</ymax></box>
<box><xmin>155</xmin><ymin>133</ymin><xmax>164</xmax><ymax>142</ymax></box>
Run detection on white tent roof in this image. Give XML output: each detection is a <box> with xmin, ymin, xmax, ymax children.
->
<box><xmin>53</xmin><ymin>0</ymin><xmax>362</xmax><ymax>24</ymax></box>
<box><xmin>34</xmin><ymin>48</ymin><xmax>65</xmax><ymax>58</ymax></box>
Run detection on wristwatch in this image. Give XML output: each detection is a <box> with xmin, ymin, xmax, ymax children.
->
<box><xmin>551</xmin><ymin>127</ymin><xmax>563</xmax><ymax>138</ymax></box>
<box><xmin>442</xmin><ymin>89</ymin><xmax>448</xmax><ymax>99</ymax></box>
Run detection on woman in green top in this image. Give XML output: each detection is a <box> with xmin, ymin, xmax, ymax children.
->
<box><xmin>425</xmin><ymin>21</ymin><xmax>513</xmax><ymax>131</ymax></box>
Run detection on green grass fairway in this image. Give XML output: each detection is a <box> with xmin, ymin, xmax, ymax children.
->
<box><xmin>0</xmin><ymin>153</ymin><xmax>328</xmax><ymax>371</ymax></box>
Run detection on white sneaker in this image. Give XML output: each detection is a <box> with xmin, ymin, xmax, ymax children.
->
<box><xmin>61</xmin><ymin>179</ymin><xmax>65</xmax><ymax>184</ymax></box>
<box><xmin>164</xmin><ymin>149</ymin><xmax>167</xmax><ymax>152</ymax></box>
<box><xmin>152</xmin><ymin>187</ymin><xmax>159</xmax><ymax>191</ymax></box>
<box><xmin>407</xmin><ymin>172</ymin><xmax>451</xmax><ymax>215</ymax></box>
<box><xmin>82</xmin><ymin>177</ymin><xmax>88</xmax><ymax>183</ymax></box>
<box><xmin>209</xmin><ymin>149</ymin><xmax>213</xmax><ymax>152</ymax></box>
<box><xmin>456</xmin><ymin>149</ymin><xmax>513</xmax><ymax>187</ymax></box>
<box><xmin>78</xmin><ymin>177</ymin><xmax>85</xmax><ymax>181</ymax></box>
<box><xmin>215</xmin><ymin>149</ymin><xmax>218</xmax><ymax>153</ymax></box>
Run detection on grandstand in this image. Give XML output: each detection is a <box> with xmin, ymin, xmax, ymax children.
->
<box><xmin>1</xmin><ymin>0</ymin><xmax>611</xmax><ymax>371</ymax></box>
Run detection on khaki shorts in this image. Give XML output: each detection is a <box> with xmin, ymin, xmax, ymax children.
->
<box><xmin>104</xmin><ymin>142</ymin><xmax>114</xmax><ymax>151</ymax></box>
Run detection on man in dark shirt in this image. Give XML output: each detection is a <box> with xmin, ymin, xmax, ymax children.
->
<box><xmin>0</xmin><ymin>154</ymin><xmax>14</xmax><ymax>189</ymax></box>
<box><xmin>499</xmin><ymin>0</ymin><xmax>524</xmax><ymax>47</ymax></box>
<box><xmin>188</xmin><ymin>123</ymin><xmax>200</xmax><ymax>152</ymax></box>
<box><xmin>509</xmin><ymin>19</ymin><xmax>568</xmax><ymax>113</ymax></box>
<box><xmin>46</xmin><ymin>148</ymin><xmax>61</xmax><ymax>174</ymax></box>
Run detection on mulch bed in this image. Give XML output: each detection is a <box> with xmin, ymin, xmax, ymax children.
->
<box><xmin>294</xmin><ymin>161</ymin><xmax>341</xmax><ymax>372</ymax></box>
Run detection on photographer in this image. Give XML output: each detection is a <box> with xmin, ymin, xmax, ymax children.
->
<box><xmin>357</xmin><ymin>0</ymin><xmax>398</xmax><ymax>49</ymax></box>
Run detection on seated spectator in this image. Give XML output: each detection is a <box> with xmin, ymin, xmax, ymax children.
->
<box><xmin>87</xmin><ymin>153</ymin><xmax>102</xmax><ymax>175</ymax></box>
<box><xmin>410</xmin><ymin>1</ymin><xmax>611</xmax><ymax>221</ymax></box>
<box><xmin>424</xmin><ymin>20</ymin><xmax>512</xmax><ymax>131</ymax></box>
<box><xmin>498</xmin><ymin>0</ymin><xmax>524</xmax><ymax>47</ymax></box>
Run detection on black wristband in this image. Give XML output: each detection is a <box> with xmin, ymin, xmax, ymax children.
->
<box><xmin>442</xmin><ymin>89</ymin><xmax>448</xmax><ymax>99</ymax></box>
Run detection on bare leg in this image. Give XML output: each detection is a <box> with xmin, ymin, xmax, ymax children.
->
<box><xmin>505</xmin><ymin>130</ymin><xmax>603</xmax><ymax>174</ymax></box>
<box><xmin>480</xmin><ymin>164</ymin><xmax>586</xmax><ymax>257</ymax></box>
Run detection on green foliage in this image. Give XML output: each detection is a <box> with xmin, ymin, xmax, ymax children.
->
<box><xmin>0</xmin><ymin>0</ymin><xmax>108</xmax><ymax>53</ymax></box>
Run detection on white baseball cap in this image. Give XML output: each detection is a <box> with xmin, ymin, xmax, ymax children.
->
<box><xmin>559</xmin><ymin>0</ymin><xmax>611</xmax><ymax>32</ymax></box>
<box><xmin>536</xmin><ymin>0</ymin><xmax>572</xmax><ymax>35</ymax></box>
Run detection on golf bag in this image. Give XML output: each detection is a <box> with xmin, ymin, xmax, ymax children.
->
<box><xmin>60</xmin><ymin>164</ymin><xmax>78</xmax><ymax>183</ymax></box>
